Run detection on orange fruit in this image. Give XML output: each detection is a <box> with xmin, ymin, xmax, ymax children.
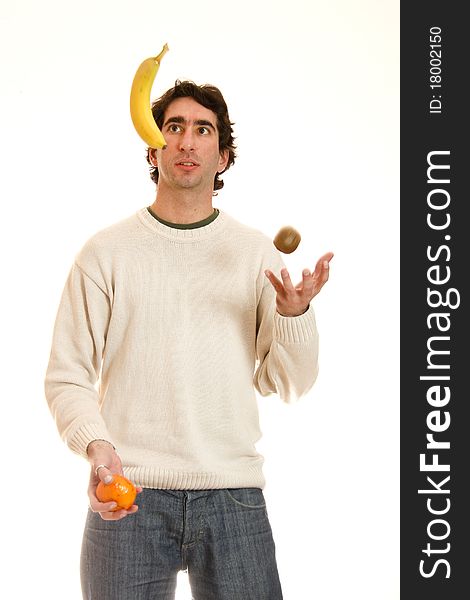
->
<box><xmin>96</xmin><ymin>474</ymin><xmax>137</xmax><ymax>511</ymax></box>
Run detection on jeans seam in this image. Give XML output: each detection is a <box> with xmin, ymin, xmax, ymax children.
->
<box><xmin>224</xmin><ymin>489</ymin><xmax>266</xmax><ymax>509</ymax></box>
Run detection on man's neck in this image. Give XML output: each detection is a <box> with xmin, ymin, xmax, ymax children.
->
<box><xmin>150</xmin><ymin>186</ymin><xmax>214</xmax><ymax>224</ymax></box>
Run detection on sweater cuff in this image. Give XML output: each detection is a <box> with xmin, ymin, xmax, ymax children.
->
<box><xmin>67</xmin><ymin>422</ymin><xmax>116</xmax><ymax>459</ymax></box>
<box><xmin>273</xmin><ymin>304</ymin><xmax>318</xmax><ymax>343</ymax></box>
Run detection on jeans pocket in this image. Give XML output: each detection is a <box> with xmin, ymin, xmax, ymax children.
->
<box><xmin>225</xmin><ymin>488</ymin><xmax>266</xmax><ymax>509</ymax></box>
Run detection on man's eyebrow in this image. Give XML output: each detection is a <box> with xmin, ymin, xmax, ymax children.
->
<box><xmin>194</xmin><ymin>119</ymin><xmax>216</xmax><ymax>131</ymax></box>
<box><xmin>163</xmin><ymin>116</ymin><xmax>216</xmax><ymax>131</ymax></box>
<box><xmin>163</xmin><ymin>116</ymin><xmax>185</xmax><ymax>127</ymax></box>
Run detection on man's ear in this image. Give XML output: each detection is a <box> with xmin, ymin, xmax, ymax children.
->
<box><xmin>148</xmin><ymin>149</ymin><xmax>158</xmax><ymax>166</ymax></box>
<box><xmin>217</xmin><ymin>149</ymin><xmax>229</xmax><ymax>173</ymax></box>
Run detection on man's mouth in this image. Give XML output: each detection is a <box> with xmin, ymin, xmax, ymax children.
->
<box><xmin>176</xmin><ymin>160</ymin><xmax>199</xmax><ymax>171</ymax></box>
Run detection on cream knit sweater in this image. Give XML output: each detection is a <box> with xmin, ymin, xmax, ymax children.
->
<box><xmin>45</xmin><ymin>208</ymin><xmax>319</xmax><ymax>490</ymax></box>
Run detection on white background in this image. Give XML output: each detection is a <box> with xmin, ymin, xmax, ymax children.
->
<box><xmin>1</xmin><ymin>0</ymin><xmax>399</xmax><ymax>598</ymax></box>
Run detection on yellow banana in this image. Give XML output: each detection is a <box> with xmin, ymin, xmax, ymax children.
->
<box><xmin>130</xmin><ymin>43</ymin><xmax>169</xmax><ymax>149</ymax></box>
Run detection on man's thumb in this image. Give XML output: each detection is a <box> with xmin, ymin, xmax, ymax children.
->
<box><xmin>95</xmin><ymin>464</ymin><xmax>113</xmax><ymax>484</ymax></box>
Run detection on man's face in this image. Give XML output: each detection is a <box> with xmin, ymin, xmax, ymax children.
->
<box><xmin>152</xmin><ymin>97</ymin><xmax>229</xmax><ymax>193</ymax></box>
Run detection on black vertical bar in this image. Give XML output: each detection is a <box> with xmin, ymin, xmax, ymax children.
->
<box><xmin>401</xmin><ymin>2</ymin><xmax>468</xmax><ymax>599</ymax></box>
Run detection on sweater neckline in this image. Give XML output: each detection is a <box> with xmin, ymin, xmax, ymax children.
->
<box><xmin>147</xmin><ymin>206</ymin><xmax>220</xmax><ymax>229</ymax></box>
<box><xmin>137</xmin><ymin>206</ymin><xmax>229</xmax><ymax>241</ymax></box>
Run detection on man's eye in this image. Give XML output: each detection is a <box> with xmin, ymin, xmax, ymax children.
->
<box><xmin>168</xmin><ymin>124</ymin><xmax>181</xmax><ymax>133</ymax></box>
<box><xmin>198</xmin><ymin>127</ymin><xmax>210</xmax><ymax>135</ymax></box>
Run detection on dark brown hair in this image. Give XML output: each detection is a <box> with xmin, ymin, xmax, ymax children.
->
<box><xmin>146</xmin><ymin>80</ymin><xmax>237</xmax><ymax>193</ymax></box>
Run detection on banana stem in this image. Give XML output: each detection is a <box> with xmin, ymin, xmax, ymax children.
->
<box><xmin>155</xmin><ymin>43</ymin><xmax>169</xmax><ymax>63</ymax></box>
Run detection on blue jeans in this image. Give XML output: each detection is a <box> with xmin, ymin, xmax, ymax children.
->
<box><xmin>80</xmin><ymin>488</ymin><xmax>283</xmax><ymax>599</ymax></box>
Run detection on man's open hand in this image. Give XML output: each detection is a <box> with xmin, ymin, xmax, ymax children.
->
<box><xmin>265</xmin><ymin>251</ymin><xmax>334</xmax><ymax>317</ymax></box>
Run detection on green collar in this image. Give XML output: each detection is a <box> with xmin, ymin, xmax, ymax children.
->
<box><xmin>147</xmin><ymin>206</ymin><xmax>219</xmax><ymax>230</ymax></box>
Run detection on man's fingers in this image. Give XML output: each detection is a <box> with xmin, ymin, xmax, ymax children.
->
<box><xmin>318</xmin><ymin>252</ymin><xmax>334</xmax><ymax>274</ymax></box>
<box><xmin>264</xmin><ymin>270</ymin><xmax>284</xmax><ymax>293</ymax></box>
<box><xmin>89</xmin><ymin>499</ymin><xmax>118</xmax><ymax>513</ymax></box>
<box><xmin>266</xmin><ymin>267</ymin><xmax>309</xmax><ymax>297</ymax></box>
<box><xmin>322</xmin><ymin>251</ymin><xmax>334</xmax><ymax>263</ymax></box>
<box><xmin>98</xmin><ymin>505</ymin><xmax>139</xmax><ymax>521</ymax></box>
<box><xmin>89</xmin><ymin>499</ymin><xmax>139</xmax><ymax>520</ymax></box>
<box><xmin>302</xmin><ymin>268</ymin><xmax>312</xmax><ymax>284</ymax></box>
<box><xmin>302</xmin><ymin>269</ymin><xmax>314</xmax><ymax>293</ymax></box>
<box><xmin>99</xmin><ymin>508</ymin><xmax>129</xmax><ymax>521</ymax></box>
<box><xmin>265</xmin><ymin>252</ymin><xmax>333</xmax><ymax>315</ymax></box>
<box><xmin>94</xmin><ymin>464</ymin><xmax>113</xmax><ymax>484</ymax></box>
<box><xmin>312</xmin><ymin>253</ymin><xmax>333</xmax><ymax>281</ymax></box>
<box><xmin>280</xmin><ymin>268</ymin><xmax>295</xmax><ymax>291</ymax></box>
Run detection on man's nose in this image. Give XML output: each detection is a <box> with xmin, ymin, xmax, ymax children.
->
<box><xmin>179</xmin><ymin>129</ymin><xmax>196</xmax><ymax>152</ymax></box>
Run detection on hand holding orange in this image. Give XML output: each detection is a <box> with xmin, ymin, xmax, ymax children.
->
<box><xmin>96</xmin><ymin>474</ymin><xmax>137</xmax><ymax>511</ymax></box>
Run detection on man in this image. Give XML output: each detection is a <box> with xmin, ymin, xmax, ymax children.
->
<box><xmin>45</xmin><ymin>80</ymin><xmax>333</xmax><ymax>599</ymax></box>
